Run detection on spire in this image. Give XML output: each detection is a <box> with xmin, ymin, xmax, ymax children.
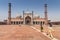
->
<box><xmin>8</xmin><ymin>2</ymin><xmax>11</xmax><ymax>25</ymax></box>
<box><xmin>23</xmin><ymin>10</ymin><xmax>24</xmax><ymax>14</ymax></box>
<box><xmin>32</xmin><ymin>11</ymin><xmax>33</xmax><ymax>14</ymax></box>
<box><xmin>32</xmin><ymin>11</ymin><xmax>33</xmax><ymax>16</ymax></box>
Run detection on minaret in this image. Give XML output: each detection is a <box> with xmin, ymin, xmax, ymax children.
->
<box><xmin>32</xmin><ymin>11</ymin><xmax>33</xmax><ymax>25</ymax></box>
<box><xmin>45</xmin><ymin>4</ymin><xmax>48</xmax><ymax>19</ymax></box>
<box><xmin>32</xmin><ymin>11</ymin><xmax>33</xmax><ymax>18</ymax></box>
<box><xmin>8</xmin><ymin>3</ymin><xmax>11</xmax><ymax>25</ymax></box>
<box><xmin>23</xmin><ymin>10</ymin><xmax>25</xmax><ymax>24</ymax></box>
<box><xmin>44</xmin><ymin>4</ymin><xmax>48</xmax><ymax>25</ymax></box>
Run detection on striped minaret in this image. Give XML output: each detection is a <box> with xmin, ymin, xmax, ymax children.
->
<box><xmin>23</xmin><ymin>10</ymin><xmax>25</xmax><ymax>24</ymax></box>
<box><xmin>45</xmin><ymin>4</ymin><xmax>48</xmax><ymax>20</ymax></box>
<box><xmin>8</xmin><ymin>3</ymin><xmax>11</xmax><ymax>25</ymax></box>
<box><xmin>44</xmin><ymin>4</ymin><xmax>48</xmax><ymax>25</ymax></box>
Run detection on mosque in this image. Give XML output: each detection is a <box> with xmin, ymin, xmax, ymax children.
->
<box><xmin>6</xmin><ymin>3</ymin><xmax>49</xmax><ymax>25</ymax></box>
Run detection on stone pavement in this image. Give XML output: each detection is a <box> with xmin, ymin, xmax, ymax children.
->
<box><xmin>0</xmin><ymin>25</ymin><xmax>51</xmax><ymax>40</ymax></box>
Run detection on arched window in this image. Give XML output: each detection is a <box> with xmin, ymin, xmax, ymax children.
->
<box><xmin>14</xmin><ymin>21</ymin><xmax>15</xmax><ymax>24</ymax></box>
<box><xmin>43</xmin><ymin>21</ymin><xmax>45</xmax><ymax>25</ymax></box>
<box><xmin>19</xmin><ymin>22</ymin><xmax>20</xmax><ymax>24</ymax></box>
<box><xmin>16</xmin><ymin>21</ymin><xmax>18</xmax><ymax>24</ymax></box>
<box><xmin>33</xmin><ymin>21</ymin><xmax>35</xmax><ymax>24</ymax></box>
<box><xmin>36</xmin><ymin>21</ymin><xmax>37</xmax><ymax>24</ymax></box>
<box><xmin>11</xmin><ymin>21</ymin><xmax>13</xmax><ymax>24</ymax></box>
<box><xmin>21</xmin><ymin>21</ymin><xmax>23</xmax><ymax>24</ymax></box>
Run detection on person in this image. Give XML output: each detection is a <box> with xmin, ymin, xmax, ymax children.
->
<box><xmin>48</xmin><ymin>22</ymin><xmax>54</xmax><ymax>39</ymax></box>
<box><xmin>40</xmin><ymin>22</ymin><xmax>43</xmax><ymax>32</ymax></box>
<box><xmin>48</xmin><ymin>23</ymin><xmax>52</xmax><ymax>27</ymax></box>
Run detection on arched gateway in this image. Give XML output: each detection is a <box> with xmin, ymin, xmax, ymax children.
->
<box><xmin>25</xmin><ymin>16</ymin><xmax>31</xmax><ymax>24</ymax></box>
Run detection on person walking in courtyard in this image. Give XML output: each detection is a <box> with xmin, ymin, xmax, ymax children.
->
<box><xmin>40</xmin><ymin>22</ymin><xmax>43</xmax><ymax>32</ymax></box>
<box><xmin>48</xmin><ymin>22</ymin><xmax>54</xmax><ymax>39</ymax></box>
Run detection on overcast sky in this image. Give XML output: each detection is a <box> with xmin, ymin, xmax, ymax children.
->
<box><xmin>0</xmin><ymin>0</ymin><xmax>60</xmax><ymax>22</ymax></box>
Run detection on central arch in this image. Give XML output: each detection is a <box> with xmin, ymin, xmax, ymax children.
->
<box><xmin>25</xmin><ymin>16</ymin><xmax>31</xmax><ymax>24</ymax></box>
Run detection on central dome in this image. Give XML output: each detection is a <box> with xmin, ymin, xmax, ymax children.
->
<box><xmin>25</xmin><ymin>11</ymin><xmax>31</xmax><ymax>13</ymax></box>
<box><xmin>24</xmin><ymin>9</ymin><xmax>32</xmax><ymax>13</ymax></box>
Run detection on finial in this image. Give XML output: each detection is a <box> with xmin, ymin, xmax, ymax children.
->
<box><xmin>23</xmin><ymin>10</ymin><xmax>24</xmax><ymax>13</ymax></box>
<box><xmin>26</xmin><ymin>9</ymin><xmax>29</xmax><ymax>12</ymax></box>
<box><xmin>32</xmin><ymin>11</ymin><xmax>33</xmax><ymax>13</ymax></box>
<box><xmin>8</xmin><ymin>0</ymin><xmax>11</xmax><ymax>3</ymax></box>
<box><xmin>25</xmin><ymin>9</ymin><xmax>30</xmax><ymax>13</ymax></box>
<box><xmin>44</xmin><ymin>0</ymin><xmax>47</xmax><ymax>4</ymax></box>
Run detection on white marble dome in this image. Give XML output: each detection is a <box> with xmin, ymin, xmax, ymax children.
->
<box><xmin>25</xmin><ymin>11</ymin><xmax>31</xmax><ymax>13</ymax></box>
<box><xmin>16</xmin><ymin>14</ymin><xmax>22</xmax><ymax>18</ymax></box>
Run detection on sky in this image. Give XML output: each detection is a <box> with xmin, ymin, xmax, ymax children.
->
<box><xmin>0</xmin><ymin>0</ymin><xmax>60</xmax><ymax>22</ymax></box>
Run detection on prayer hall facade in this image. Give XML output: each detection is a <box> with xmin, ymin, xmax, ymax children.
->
<box><xmin>7</xmin><ymin>3</ymin><xmax>48</xmax><ymax>25</ymax></box>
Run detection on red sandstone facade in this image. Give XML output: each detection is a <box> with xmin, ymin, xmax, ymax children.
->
<box><xmin>7</xmin><ymin>3</ymin><xmax>48</xmax><ymax>25</ymax></box>
<box><xmin>0</xmin><ymin>3</ymin><xmax>49</xmax><ymax>25</ymax></box>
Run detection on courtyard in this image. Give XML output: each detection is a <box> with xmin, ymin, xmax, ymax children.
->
<box><xmin>0</xmin><ymin>25</ymin><xmax>59</xmax><ymax>40</ymax></box>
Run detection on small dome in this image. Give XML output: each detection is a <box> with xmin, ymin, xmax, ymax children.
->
<box><xmin>26</xmin><ymin>11</ymin><xmax>30</xmax><ymax>13</ymax></box>
<box><xmin>16</xmin><ymin>14</ymin><xmax>22</xmax><ymax>18</ymax></box>
<box><xmin>24</xmin><ymin>9</ymin><xmax>32</xmax><ymax>13</ymax></box>
<box><xmin>25</xmin><ymin>11</ymin><xmax>31</xmax><ymax>13</ymax></box>
<box><xmin>35</xmin><ymin>15</ymin><xmax>39</xmax><ymax>17</ymax></box>
<box><xmin>16</xmin><ymin>14</ymin><xmax>20</xmax><ymax>17</ymax></box>
<box><xmin>34</xmin><ymin>14</ymin><xmax>40</xmax><ymax>18</ymax></box>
